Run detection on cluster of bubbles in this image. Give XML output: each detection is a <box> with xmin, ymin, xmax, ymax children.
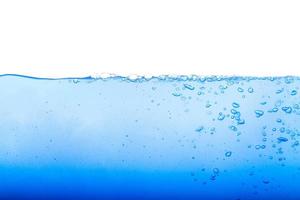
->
<box><xmin>170</xmin><ymin>76</ymin><xmax>300</xmax><ymax>195</ymax></box>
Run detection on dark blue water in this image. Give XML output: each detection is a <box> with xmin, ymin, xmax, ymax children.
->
<box><xmin>0</xmin><ymin>74</ymin><xmax>300</xmax><ymax>199</ymax></box>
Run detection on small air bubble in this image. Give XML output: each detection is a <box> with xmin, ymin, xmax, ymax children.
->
<box><xmin>282</xmin><ymin>106</ymin><xmax>292</xmax><ymax>114</ymax></box>
<box><xmin>195</xmin><ymin>126</ymin><xmax>204</xmax><ymax>133</ymax></box>
<box><xmin>276</xmin><ymin>88</ymin><xmax>284</xmax><ymax>94</ymax></box>
<box><xmin>172</xmin><ymin>93</ymin><xmax>181</xmax><ymax>97</ymax></box>
<box><xmin>232</xmin><ymin>102</ymin><xmax>240</xmax><ymax>108</ymax></box>
<box><xmin>213</xmin><ymin>168</ymin><xmax>220</xmax><ymax>174</ymax></box>
<box><xmin>229</xmin><ymin>125</ymin><xmax>238</xmax><ymax>132</ymax></box>
<box><xmin>255</xmin><ymin>110</ymin><xmax>264</xmax><ymax>118</ymax></box>
<box><xmin>263</xmin><ymin>180</ymin><xmax>270</xmax><ymax>184</ymax></box>
<box><xmin>237</xmin><ymin>87</ymin><xmax>244</xmax><ymax>92</ymax></box>
<box><xmin>291</xmin><ymin>90</ymin><xmax>297</xmax><ymax>96</ymax></box>
<box><xmin>277</xmin><ymin>137</ymin><xmax>288</xmax><ymax>143</ymax></box>
<box><xmin>206</xmin><ymin>103</ymin><xmax>212</xmax><ymax>108</ymax></box>
<box><xmin>237</xmin><ymin>119</ymin><xmax>245</xmax><ymax>125</ymax></box>
<box><xmin>260</xmin><ymin>102</ymin><xmax>267</xmax><ymax>105</ymax></box>
<box><xmin>279</xmin><ymin>127</ymin><xmax>285</xmax><ymax>133</ymax></box>
<box><xmin>183</xmin><ymin>84</ymin><xmax>195</xmax><ymax>90</ymax></box>
<box><xmin>218</xmin><ymin>112</ymin><xmax>225</xmax><ymax>121</ymax></box>
<box><xmin>248</xmin><ymin>87</ymin><xmax>254</xmax><ymax>93</ymax></box>
<box><xmin>225</xmin><ymin>151</ymin><xmax>232</xmax><ymax>157</ymax></box>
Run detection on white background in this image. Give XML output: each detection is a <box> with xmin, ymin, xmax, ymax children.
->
<box><xmin>0</xmin><ymin>0</ymin><xmax>299</xmax><ymax>77</ymax></box>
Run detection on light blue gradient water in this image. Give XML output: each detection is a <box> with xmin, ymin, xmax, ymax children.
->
<box><xmin>0</xmin><ymin>75</ymin><xmax>300</xmax><ymax>199</ymax></box>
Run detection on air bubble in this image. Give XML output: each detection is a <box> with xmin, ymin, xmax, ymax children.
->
<box><xmin>172</xmin><ymin>93</ymin><xmax>181</xmax><ymax>97</ymax></box>
<box><xmin>282</xmin><ymin>106</ymin><xmax>292</xmax><ymax>114</ymax></box>
<box><xmin>248</xmin><ymin>87</ymin><xmax>254</xmax><ymax>93</ymax></box>
<box><xmin>255</xmin><ymin>110</ymin><xmax>264</xmax><ymax>118</ymax></box>
<box><xmin>183</xmin><ymin>84</ymin><xmax>195</xmax><ymax>90</ymax></box>
<box><xmin>262</xmin><ymin>180</ymin><xmax>270</xmax><ymax>184</ymax></box>
<box><xmin>237</xmin><ymin>119</ymin><xmax>245</xmax><ymax>125</ymax></box>
<box><xmin>279</xmin><ymin>127</ymin><xmax>285</xmax><ymax>133</ymax></box>
<box><xmin>277</xmin><ymin>137</ymin><xmax>288</xmax><ymax>143</ymax></box>
<box><xmin>213</xmin><ymin>168</ymin><xmax>220</xmax><ymax>174</ymax></box>
<box><xmin>229</xmin><ymin>125</ymin><xmax>238</xmax><ymax>132</ymax></box>
<box><xmin>291</xmin><ymin>90</ymin><xmax>297</xmax><ymax>96</ymax></box>
<box><xmin>237</xmin><ymin>87</ymin><xmax>244</xmax><ymax>92</ymax></box>
<box><xmin>232</xmin><ymin>102</ymin><xmax>240</xmax><ymax>108</ymax></box>
<box><xmin>218</xmin><ymin>113</ymin><xmax>226</xmax><ymax>121</ymax></box>
<box><xmin>225</xmin><ymin>151</ymin><xmax>232</xmax><ymax>157</ymax></box>
<box><xmin>195</xmin><ymin>126</ymin><xmax>204</xmax><ymax>133</ymax></box>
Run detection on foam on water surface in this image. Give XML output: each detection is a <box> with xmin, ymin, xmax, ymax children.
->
<box><xmin>0</xmin><ymin>74</ymin><xmax>300</xmax><ymax>199</ymax></box>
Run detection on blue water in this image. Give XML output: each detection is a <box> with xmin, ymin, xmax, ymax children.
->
<box><xmin>0</xmin><ymin>74</ymin><xmax>300</xmax><ymax>199</ymax></box>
